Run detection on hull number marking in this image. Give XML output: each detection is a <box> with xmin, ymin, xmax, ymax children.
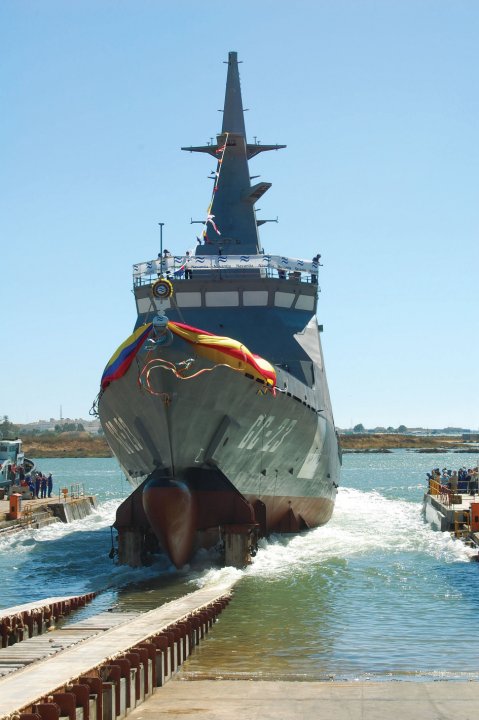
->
<box><xmin>105</xmin><ymin>416</ymin><xmax>143</xmax><ymax>454</ymax></box>
<box><xmin>238</xmin><ymin>415</ymin><xmax>297</xmax><ymax>452</ymax></box>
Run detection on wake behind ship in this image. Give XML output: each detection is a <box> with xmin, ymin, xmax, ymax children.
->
<box><xmin>96</xmin><ymin>52</ymin><xmax>341</xmax><ymax>569</ymax></box>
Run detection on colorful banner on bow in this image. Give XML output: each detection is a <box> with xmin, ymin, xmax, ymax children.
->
<box><xmin>168</xmin><ymin>321</ymin><xmax>276</xmax><ymax>389</ymax></box>
<box><xmin>101</xmin><ymin>323</ymin><xmax>152</xmax><ymax>390</ymax></box>
<box><xmin>101</xmin><ymin>320</ymin><xmax>276</xmax><ymax>392</ymax></box>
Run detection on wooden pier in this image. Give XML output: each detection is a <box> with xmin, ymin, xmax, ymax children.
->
<box><xmin>1</xmin><ymin>594</ymin><xmax>97</xmax><ymax>651</ymax></box>
<box><xmin>0</xmin><ymin>581</ymin><xmax>235</xmax><ymax>720</ymax></box>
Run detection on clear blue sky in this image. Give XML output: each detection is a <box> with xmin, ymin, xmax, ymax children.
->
<box><xmin>1</xmin><ymin>0</ymin><xmax>477</xmax><ymax>429</ymax></box>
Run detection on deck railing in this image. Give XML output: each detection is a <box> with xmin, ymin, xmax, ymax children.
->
<box><xmin>132</xmin><ymin>253</ymin><xmax>321</xmax><ymax>287</ymax></box>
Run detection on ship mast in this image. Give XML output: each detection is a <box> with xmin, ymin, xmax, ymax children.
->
<box><xmin>182</xmin><ymin>51</ymin><xmax>285</xmax><ymax>255</ymax></box>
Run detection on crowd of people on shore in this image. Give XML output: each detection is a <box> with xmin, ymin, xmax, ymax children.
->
<box><xmin>427</xmin><ymin>466</ymin><xmax>479</xmax><ymax>493</ymax></box>
<box><xmin>6</xmin><ymin>463</ymin><xmax>54</xmax><ymax>500</ymax></box>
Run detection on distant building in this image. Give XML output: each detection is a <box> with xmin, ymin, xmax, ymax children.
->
<box><xmin>17</xmin><ymin>418</ymin><xmax>101</xmax><ymax>435</ymax></box>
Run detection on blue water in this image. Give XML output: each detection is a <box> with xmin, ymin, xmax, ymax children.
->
<box><xmin>1</xmin><ymin>451</ymin><xmax>479</xmax><ymax>681</ymax></box>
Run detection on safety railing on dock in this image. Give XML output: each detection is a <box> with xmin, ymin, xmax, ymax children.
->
<box><xmin>428</xmin><ymin>479</ymin><xmax>454</xmax><ymax>506</ymax></box>
<box><xmin>19</xmin><ymin>503</ymin><xmax>34</xmax><ymax>527</ymax></box>
<box><xmin>59</xmin><ymin>483</ymin><xmax>86</xmax><ymax>501</ymax></box>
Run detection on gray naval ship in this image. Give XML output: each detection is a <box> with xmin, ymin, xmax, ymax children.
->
<box><xmin>97</xmin><ymin>51</ymin><xmax>341</xmax><ymax>569</ymax></box>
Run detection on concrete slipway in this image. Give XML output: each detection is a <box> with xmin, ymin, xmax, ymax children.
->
<box><xmin>127</xmin><ymin>678</ymin><xmax>478</xmax><ymax>720</ymax></box>
<box><xmin>1</xmin><ymin>583</ymin><xmax>477</xmax><ymax>720</ymax></box>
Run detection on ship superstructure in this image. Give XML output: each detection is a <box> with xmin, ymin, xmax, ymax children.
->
<box><xmin>97</xmin><ymin>52</ymin><xmax>341</xmax><ymax>568</ymax></box>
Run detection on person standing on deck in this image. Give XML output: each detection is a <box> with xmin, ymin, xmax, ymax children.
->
<box><xmin>40</xmin><ymin>474</ymin><xmax>47</xmax><ymax>499</ymax></box>
<box><xmin>47</xmin><ymin>473</ymin><xmax>53</xmax><ymax>498</ymax></box>
<box><xmin>450</xmin><ymin>471</ymin><xmax>458</xmax><ymax>494</ymax></box>
<box><xmin>27</xmin><ymin>476</ymin><xmax>35</xmax><ymax>498</ymax></box>
<box><xmin>163</xmin><ymin>249</ymin><xmax>171</xmax><ymax>278</ymax></box>
<box><xmin>184</xmin><ymin>251</ymin><xmax>193</xmax><ymax>279</ymax></box>
<box><xmin>311</xmin><ymin>254</ymin><xmax>322</xmax><ymax>285</ymax></box>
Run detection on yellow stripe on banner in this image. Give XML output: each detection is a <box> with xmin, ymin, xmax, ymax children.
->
<box><xmin>194</xmin><ymin>344</ymin><xmax>246</xmax><ymax>369</ymax></box>
<box><xmin>168</xmin><ymin>322</ymin><xmax>248</xmax><ymax>360</ymax></box>
<box><xmin>168</xmin><ymin>321</ymin><xmax>275</xmax><ymax>386</ymax></box>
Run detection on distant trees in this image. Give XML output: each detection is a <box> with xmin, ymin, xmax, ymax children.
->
<box><xmin>18</xmin><ymin>427</ymin><xmax>40</xmax><ymax>436</ymax></box>
<box><xmin>348</xmin><ymin>423</ymin><xmax>409</xmax><ymax>434</ymax></box>
<box><xmin>0</xmin><ymin>415</ymin><xmax>18</xmax><ymax>439</ymax></box>
<box><xmin>54</xmin><ymin>422</ymin><xmax>85</xmax><ymax>433</ymax></box>
<box><xmin>353</xmin><ymin>423</ymin><xmax>365</xmax><ymax>433</ymax></box>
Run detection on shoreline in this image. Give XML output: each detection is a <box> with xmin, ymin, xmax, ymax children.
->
<box><xmin>343</xmin><ymin>447</ymin><xmax>479</xmax><ymax>454</ymax></box>
<box><xmin>14</xmin><ymin>432</ymin><xmax>479</xmax><ymax>458</ymax></box>
<box><xmin>340</xmin><ymin>433</ymin><xmax>479</xmax><ymax>455</ymax></box>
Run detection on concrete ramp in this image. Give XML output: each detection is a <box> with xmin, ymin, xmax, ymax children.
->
<box><xmin>124</xmin><ymin>679</ymin><xmax>479</xmax><ymax>720</ymax></box>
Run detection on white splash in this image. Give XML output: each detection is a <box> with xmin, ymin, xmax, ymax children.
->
<box><xmin>244</xmin><ymin>487</ymin><xmax>474</xmax><ymax>580</ymax></box>
<box><xmin>0</xmin><ymin>499</ymin><xmax>121</xmax><ymax>554</ymax></box>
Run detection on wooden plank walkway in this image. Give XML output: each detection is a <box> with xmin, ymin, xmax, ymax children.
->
<box><xmin>0</xmin><ymin>612</ymin><xmax>138</xmax><ymax>677</ymax></box>
<box><xmin>0</xmin><ymin>593</ymin><xmax>97</xmax><ymax>650</ymax></box>
<box><xmin>1</xmin><ymin>595</ymin><xmax>94</xmax><ymax>619</ymax></box>
<box><xmin>0</xmin><ymin>580</ymin><xmax>235</xmax><ymax>718</ymax></box>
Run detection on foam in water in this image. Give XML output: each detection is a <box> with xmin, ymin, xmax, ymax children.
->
<box><xmin>1</xmin><ymin>485</ymin><xmax>474</xmax><ymax>611</ymax></box>
<box><xmin>4</xmin><ymin>455</ymin><xmax>476</xmax><ymax>681</ymax></box>
<box><xmin>190</xmin><ymin>486</ymin><xmax>474</xmax><ymax>590</ymax></box>
<box><xmin>0</xmin><ymin>499</ymin><xmax>121</xmax><ymax>554</ymax></box>
<box><xmin>183</xmin><ymin>485</ymin><xmax>479</xmax><ymax>682</ymax></box>
<box><xmin>271</xmin><ymin>488</ymin><xmax>472</xmax><ymax>571</ymax></box>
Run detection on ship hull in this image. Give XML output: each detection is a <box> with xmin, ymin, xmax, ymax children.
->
<box><xmin>99</xmin><ymin>324</ymin><xmax>339</xmax><ymax>566</ymax></box>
